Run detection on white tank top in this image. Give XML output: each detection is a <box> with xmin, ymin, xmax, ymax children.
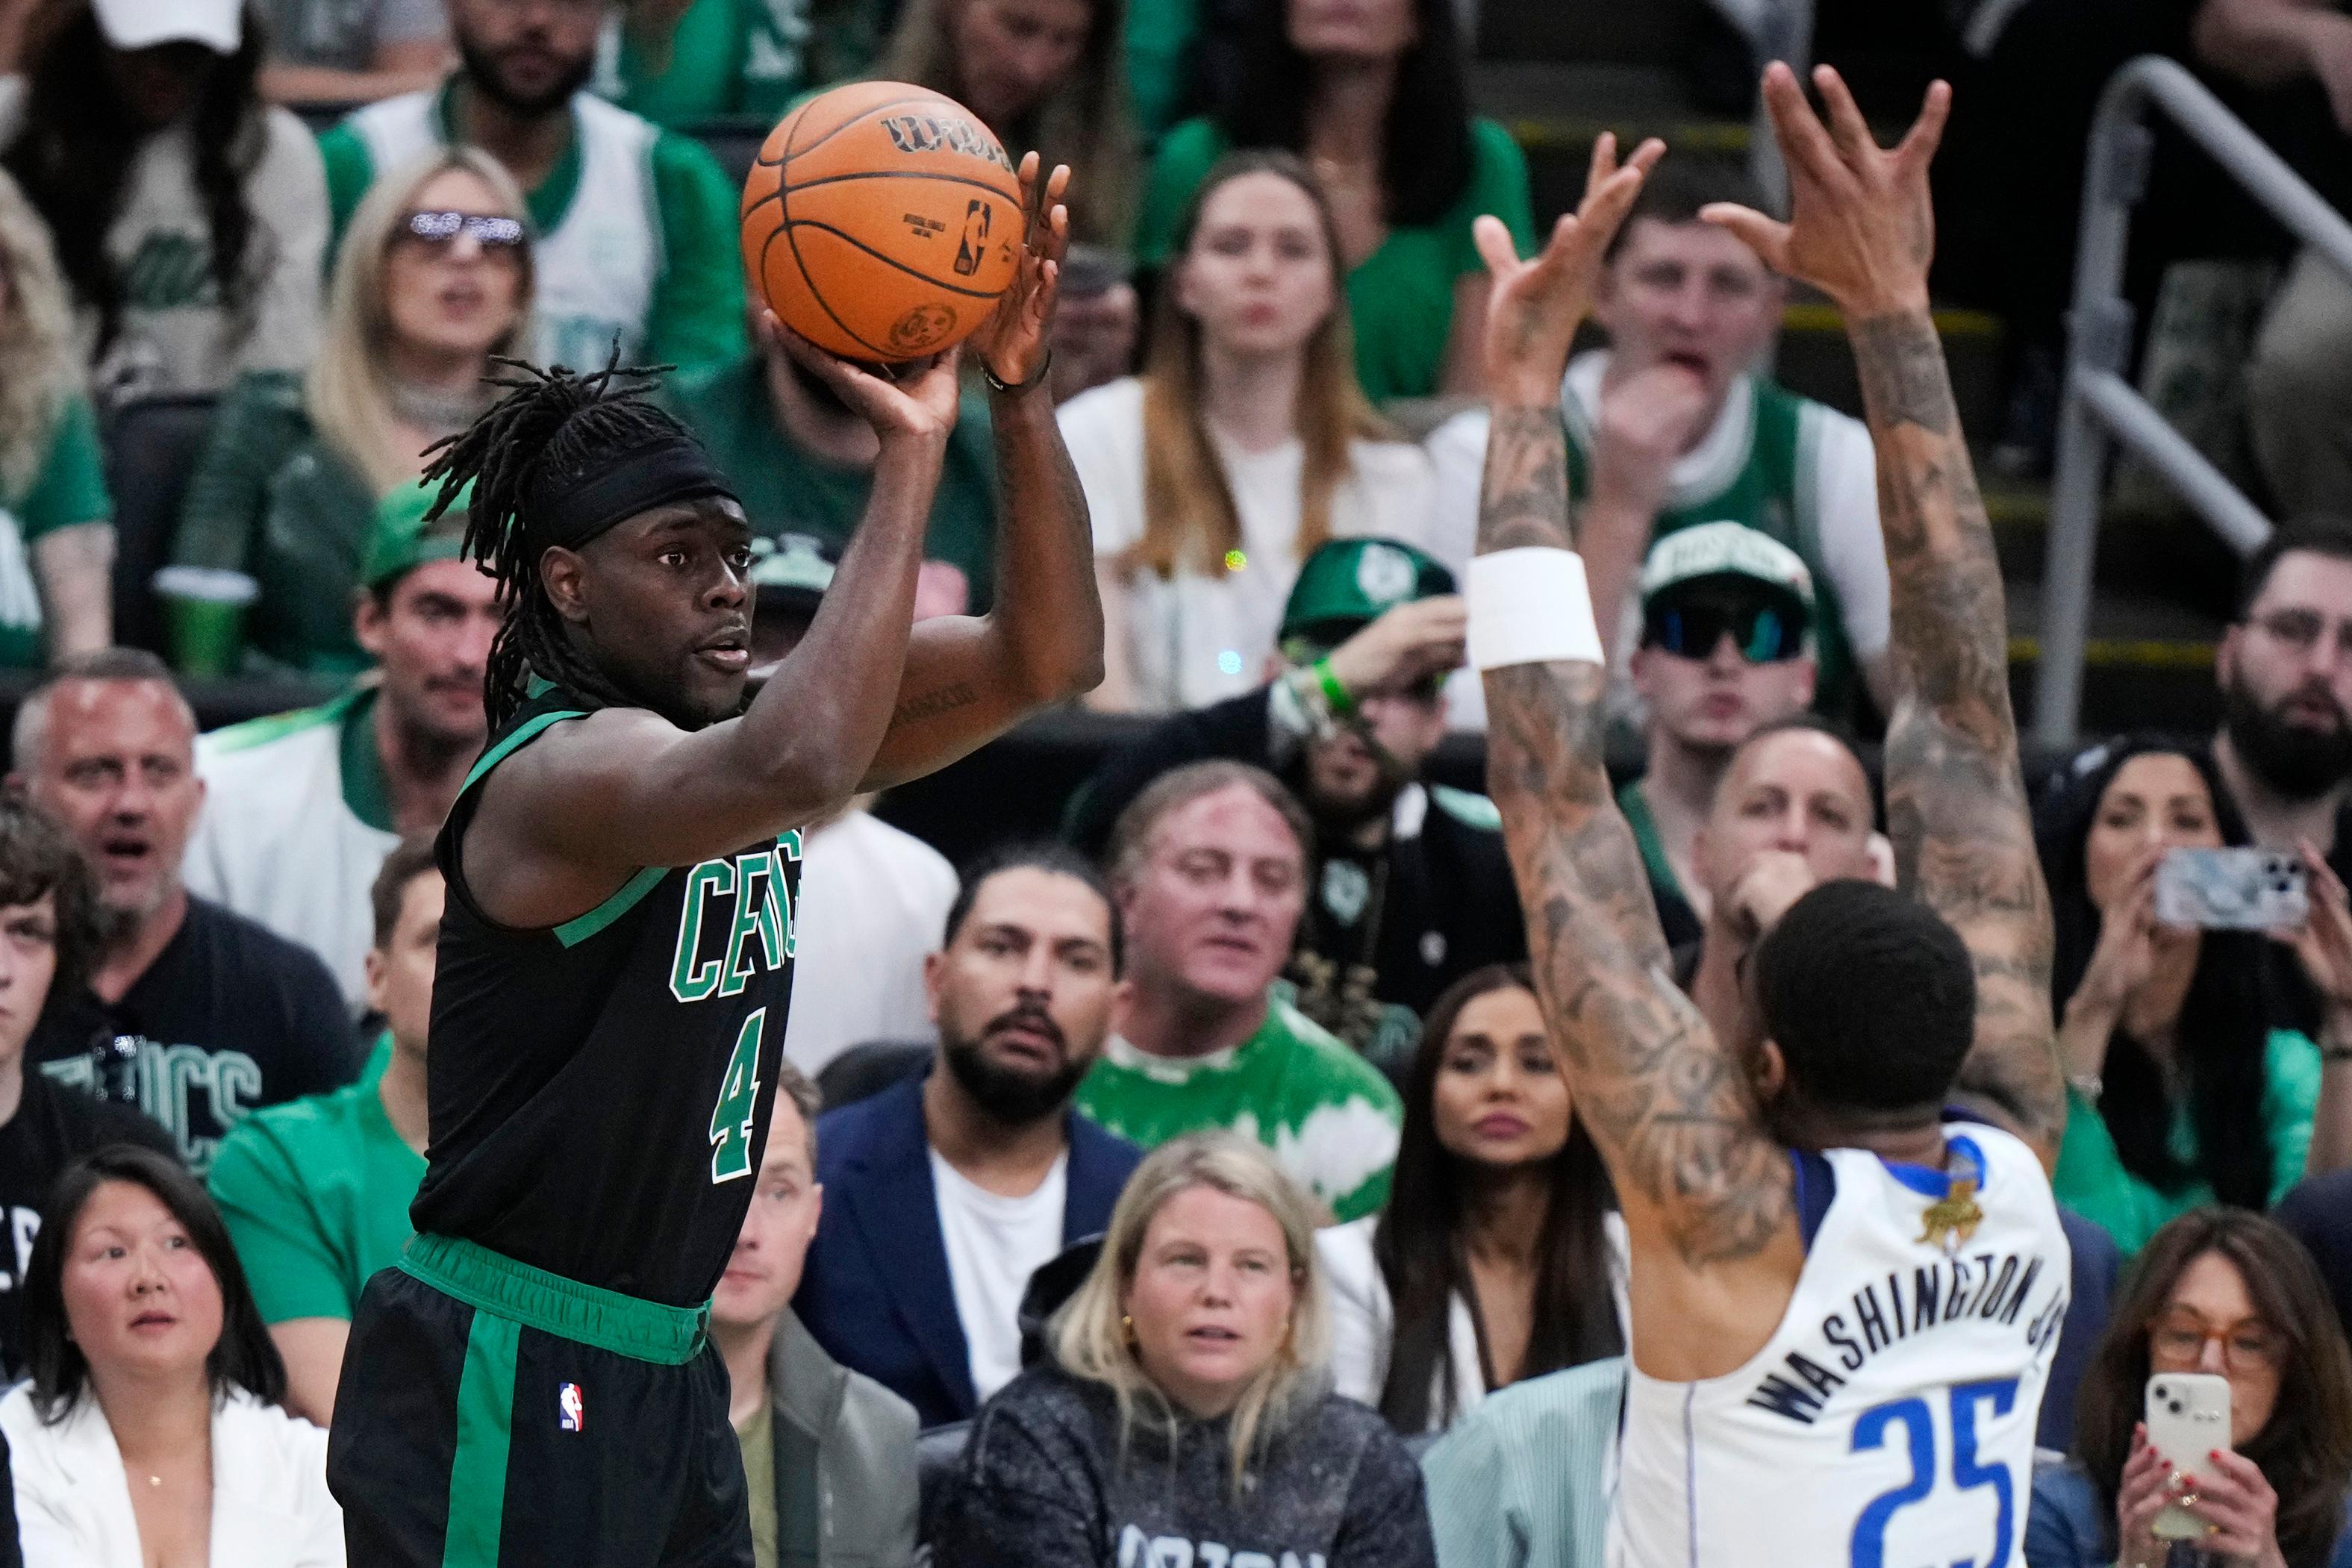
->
<box><xmin>1609</xmin><ymin>1125</ymin><xmax>2071</xmax><ymax>1568</ymax></box>
<box><xmin>346</xmin><ymin>90</ymin><xmax>663</xmax><ymax>369</ymax></box>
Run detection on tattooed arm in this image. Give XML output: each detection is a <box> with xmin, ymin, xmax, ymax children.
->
<box><xmin>1706</xmin><ymin>66</ymin><xmax>2065</xmax><ymax>1166</ymax></box>
<box><xmin>1472</xmin><ymin>143</ymin><xmax>1802</xmax><ymax>1356</ymax></box>
<box><xmin>861</xmin><ymin>158</ymin><xmax>1107</xmax><ymax>787</ymax></box>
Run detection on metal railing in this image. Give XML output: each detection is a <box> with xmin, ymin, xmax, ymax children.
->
<box><xmin>2032</xmin><ymin>55</ymin><xmax>2352</xmax><ymax>747</ymax></box>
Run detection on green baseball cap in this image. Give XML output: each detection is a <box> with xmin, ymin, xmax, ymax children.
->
<box><xmin>1638</xmin><ymin>521</ymin><xmax>1815</xmax><ymax>628</ymax></box>
<box><xmin>1278</xmin><ymin>537</ymin><xmax>1456</xmax><ymax>660</ymax></box>
<box><xmin>363</xmin><ymin>478</ymin><xmax>473</xmax><ymax>590</ymax></box>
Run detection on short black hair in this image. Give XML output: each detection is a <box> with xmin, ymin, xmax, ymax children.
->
<box><xmin>1756</xmin><ymin>882</ymin><xmax>1975</xmax><ymax>1113</ymax></box>
<box><xmin>23</xmin><ymin>1144</ymin><xmax>286</xmax><ymax>1422</ymax></box>
<box><xmin>1608</xmin><ymin>158</ymin><xmax>1771</xmax><ymax>260</ymax></box>
<box><xmin>2236</xmin><ymin>514</ymin><xmax>2352</xmax><ymax>620</ymax></box>
<box><xmin>944</xmin><ymin>840</ymin><xmax>1123</xmax><ymax>976</ymax></box>
<box><xmin>369</xmin><ymin>833</ymin><xmax>441</xmax><ymax>951</ymax></box>
<box><xmin>0</xmin><ymin>797</ymin><xmax>97</xmax><ymax>1005</ymax></box>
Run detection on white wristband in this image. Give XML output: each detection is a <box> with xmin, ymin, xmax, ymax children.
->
<box><xmin>1467</xmin><ymin>548</ymin><xmax>1604</xmax><ymax>671</ymax></box>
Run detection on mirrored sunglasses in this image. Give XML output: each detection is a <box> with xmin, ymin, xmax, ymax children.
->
<box><xmin>400</xmin><ymin>211</ymin><xmax>525</xmax><ymax>252</ymax></box>
<box><xmin>1641</xmin><ymin>596</ymin><xmax>1803</xmax><ymax>663</ymax></box>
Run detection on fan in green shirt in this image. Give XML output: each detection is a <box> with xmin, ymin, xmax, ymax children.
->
<box><xmin>662</xmin><ymin>346</ymin><xmax>1001</xmax><ymax>609</ymax></box>
<box><xmin>595</xmin><ymin>0</ymin><xmax>898</xmax><ymax>127</ymax></box>
<box><xmin>1136</xmin><ymin>116</ymin><xmax>1532</xmax><ymax>404</ymax></box>
<box><xmin>1073</xmin><ymin>760</ymin><xmax>1403</xmax><ymax>1222</ymax></box>
<box><xmin>208</xmin><ymin>837</ymin><xmax>442</xmax><ymax>1427</ymax></box>
<box><xmin>0</xmin><ymin>392</ymin><xmax>110</xmax><ymax>669</ymax></box>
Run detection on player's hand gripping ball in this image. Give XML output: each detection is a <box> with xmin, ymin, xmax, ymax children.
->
<box><xmin>740</xmin><ymin>81</ymin><xmax>1028</xmax><ymax>363</ymax></box>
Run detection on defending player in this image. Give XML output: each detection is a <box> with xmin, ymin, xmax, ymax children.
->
<box><xmin>1467</xmin><ymin>75</ymin><xmax>2071</xmax><ymax>1567</ymax></box>
<box><xmin>325</xmin><ymin>159</ymin><xmax>1101</xmax><ymax>1567</ymax></box>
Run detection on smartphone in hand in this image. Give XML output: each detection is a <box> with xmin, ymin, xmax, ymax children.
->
<box><xmin>2154</xmin><ymin>849</ymin><xmax>2308</xmax><ymax>930</ymax></box>
<box><xmin>2146</xmin><ymin>1372</ymin><xmax>2231</xmax><ymax>1540</ymax></box>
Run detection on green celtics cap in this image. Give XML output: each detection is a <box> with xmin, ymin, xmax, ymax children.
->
<box><xmin>1278</xmin><ymin>537</ymin><xmax>1456</xmax><ymax>660</ymax></box>
<box><xmin>363</xmin><ymin>477</ymin><xmax>474</xmax><ymax>590</ymax></box>
<box><xmin>1638</xmin><ymin>520</ymin><xmax>1815</xmax><ymax>628</ymax></box>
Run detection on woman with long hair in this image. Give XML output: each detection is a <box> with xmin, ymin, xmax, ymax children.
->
<box><xmin>2036</xmin><ymin>735</ymin><xmax>2352</xmax><ymax>1257</ymax></box>
<box><xmin>1066</xmin><ymin>151</ymin><xmax>1436</xmax><ymax>713</ymax></box>
<box><xmin>0</xmin><ymin>1144</ymin><xmax>343</xmax><ymax>1565</ymax></box>
<box><xmin>1135</xmin><ymin>0</ymin><xmax>1531</xmax><ymax>402</ymax></box>
<box><xmin>169</xmin><ymin>147</ymin><xmax>532</xmax><ymax>674</ymax></box>
<box><xmin>0</xmin><ymin>0</ymin><xmax>327</xmax><ymax>402</ymax></box>
<box><xmin>2027</xmin><ymin>1208</ymin><xmax>2352</xmax><ymax>1568</ymax></box>
<box><xmin>0</xmin><ymin>166</ymin><xmax>112</xmax><ymax>667</ymax></box>
<box><xmin>1318</xmin><ymin>966</ymin><xmax>1623</xmax><ymax>1434</ymax></box>
<box><xmin>878</xmin><ymin>0</ymin><xmax>1137</xmax><ymax>244</ymax></box>
<box><xmin>940</xmin><ymin>1133</ymin><xmax>1433</xmax><ymax>1568</ymax></box>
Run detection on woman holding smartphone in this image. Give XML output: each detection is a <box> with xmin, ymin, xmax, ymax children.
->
<box><xmin>2026</xmin><ymin>1208</ymin><xmax>2352</xmax><ymax>1568</ymax></box>
<box><xmin>2036</xmin><ymin>736</ymin><xmax>2352</xmax><ymax>1256</ymax></box>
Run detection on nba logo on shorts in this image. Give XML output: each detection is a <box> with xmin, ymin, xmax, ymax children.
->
<box><xmin>558</xmin><ymin>1383</ymin><xmax>585</xmax><ymax>1433</ymax></box>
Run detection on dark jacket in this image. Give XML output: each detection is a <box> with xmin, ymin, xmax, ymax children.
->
<box><xmin>938</xmin><ymin>1361</ymin><xmax>1435</xmax><ymax>1568</ymax></box>
<box><xmin>767</xmin><ymin>1309</ymin><xmax>920</xmax><ymax>1568</ymax></box>
<box><xmin>1065</xmin><ymin>685</ymin><xmax>1526</xmax><ymax>1029</ymax></box>
<box><xmin>793</xmin><ymin>1073</ymin><xmax>1145</xmax><ymax>1428</ymax></box>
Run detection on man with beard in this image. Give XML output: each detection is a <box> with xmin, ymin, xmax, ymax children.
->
<box><xmin>317</xmin><ymin>0</ymin><xmax>745</xmax><ymax>372</ymax></box>
<box><xmin>10</xmin><ymin>652</ymin><xmax>355</xmax><ymax>1172</ymax></box>
<box><xmin>181</xmin><ymin>490</ymin><xmax>497</xmax><ymax>1008</ymax></box>
<box><xmin>2213</xmin><ymin>516</ymin><xmax>2352</xmax><ymax>872</ymax></box>
<box><xmin>1067</xmin><ymin>537</ymin><xmax>1520</xmax><ymax>1071</ymax></box>
<box><xmin>793</xmin><ymin>843</ymin><xmax>1142</xmax><ymax>1428</ymax></box>
<box><xmin>666</xmin><ymin>301</ymin><xmax>1003</xmax><ymax>614</ymax></box>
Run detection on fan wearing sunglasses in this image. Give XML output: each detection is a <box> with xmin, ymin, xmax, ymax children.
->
<box><xmin>172</xmin><ymin>147</ymin><xmax>534</xmax><ymax>676</ymax></box>
<box><xmin>1618</xmin><ymin>521</ymin><xmax>1823</xmax><ymax>949</ymax></box>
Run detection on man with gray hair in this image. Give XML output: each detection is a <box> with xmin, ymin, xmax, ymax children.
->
<box><xmin>1073</xmin><ymin>760</ymin><xmax>1403</xmax><ymax>1222</ymax></box>
<box><xmin>10</xmin><ymin>649</ymin><xmax>355</xmax><ymax>1172</ymax></box>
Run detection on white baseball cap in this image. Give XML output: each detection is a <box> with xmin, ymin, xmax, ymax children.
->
<box><xmin>90</xmin><ymin>0</ymin><xmax>243</xmax><ymax>54</ymax></box>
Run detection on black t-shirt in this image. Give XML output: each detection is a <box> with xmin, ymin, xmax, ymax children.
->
<box><xmin>31</xmin><ymin>896</ymin><xmax>358</xmax><ymax>1175</ymax></box>
<box><xmin>414</xmin><ymin>682</ymin><xmax>801</xmax><ymax>1306</ymax></box>
<box><xmin>0</xmin><ymin>1069</ymin><xmax>175</xmax><ymax>1375</ymax></box>
<box><xmin>2275</xmin><ymin>1169</ymin><xmax>2352</xmax><ymax>1343</ymax></box>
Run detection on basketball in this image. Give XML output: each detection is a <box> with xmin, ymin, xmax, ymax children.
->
<box><xmin>740</xmin><ymin>81</ymin><xmax>1027</xmax><ymax>363</ymax></box>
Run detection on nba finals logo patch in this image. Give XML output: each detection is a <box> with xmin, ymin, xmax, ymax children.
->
<box><xmin>558</xmin><ymin>1383</ymin><xmax>585</xmax><ymax>1433</ymax></box>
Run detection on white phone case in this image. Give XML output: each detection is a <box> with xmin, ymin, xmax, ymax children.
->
<box><xmin>2146</xmin><ymin>1372</ymin><xmax>2231</xmax><ymax>1541</ymax></box>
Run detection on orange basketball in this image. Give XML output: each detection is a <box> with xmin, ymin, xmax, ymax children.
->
<box><xmin>740</xmin><ymin>81</ymin><xmax>1026</xmax><ymax>363</ymax></box>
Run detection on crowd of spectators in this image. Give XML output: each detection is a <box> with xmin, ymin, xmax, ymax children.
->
<box><xmin>0</xmin><ymin>0</ymin><xmax>2330</xmax><ymax>1566</ymax></box>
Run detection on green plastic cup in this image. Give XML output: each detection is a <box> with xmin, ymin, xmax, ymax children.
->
<box><xmin>152</xmin><ymin>566</ymin><xmax>258</xmax><ymax>678</ymax></box>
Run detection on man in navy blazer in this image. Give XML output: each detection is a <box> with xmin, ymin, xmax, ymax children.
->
<box><xmin>795</xmin><ymin>843</ymin><xmax>1144</xmax><ymax>1428</ymax></box>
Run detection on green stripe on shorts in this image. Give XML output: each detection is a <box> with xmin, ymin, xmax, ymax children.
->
<box><xmin>442</xmin><ymin>1306</ymin><xmax>521</xmax><ymax>1568</ymax></box>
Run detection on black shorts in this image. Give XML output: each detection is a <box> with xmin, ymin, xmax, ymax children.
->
<box><xmin>327</xmin><ymin>1235</ymin><xmax>752</xmax><ymax>1568</ymax></box>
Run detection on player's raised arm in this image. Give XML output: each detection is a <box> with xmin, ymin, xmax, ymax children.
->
<box><xmin>1704</xmin><ymin>65</ymin><xmax>2066</xmax><ymax>1165</ymax></box>
<box><xmin>860</xmin><ymin>155</ymin><xmax>1108</xmax><ymax>787</ymax></box>
<box><xmin>1474</xmin><ymin>137</ymin><xmax>1795</xmax><ymax>1272</ymax></box>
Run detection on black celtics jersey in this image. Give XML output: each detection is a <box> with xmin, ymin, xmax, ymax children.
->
<box><xmin>411</xmin><ymin>682</ymin><xmax>801</xmax><ymax>1307</ymax></box>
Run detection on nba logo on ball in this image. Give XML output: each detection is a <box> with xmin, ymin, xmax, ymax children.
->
<box><xmin>558</xmin><ymin>1383</ymin><xmax>585</xmax><ymax>1432</ymax></box>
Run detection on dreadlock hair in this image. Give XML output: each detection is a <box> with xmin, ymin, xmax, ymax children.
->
<box><xmin>420</xmin><ymin>353</ymin><xmax>697</xmax><ymax>728</ymax></box>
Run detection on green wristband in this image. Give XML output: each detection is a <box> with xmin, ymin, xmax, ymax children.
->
<box><xmin>1313</xmin><ymin>658</ymin><xmax>1355</xmax><ymax>716</ymax></box>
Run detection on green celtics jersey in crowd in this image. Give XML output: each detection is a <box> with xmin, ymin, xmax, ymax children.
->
<box><xmin>1075</xmin><ymin>997</ymin><xmax>1403</xmax><ymax>1222</ymax></box>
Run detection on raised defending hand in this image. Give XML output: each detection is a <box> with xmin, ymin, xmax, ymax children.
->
<box><xmin>1701</xmin><ymin>63</ymin><xmax>1949</xmax><ymax>319</ymax></box>
<box><xmin>969</xmin><ymin>154</ymin><xmax>1072</xmax><ymax>390</ymax></box>
<box><xmin>765</xmin><ymin>311</ymin><xmax>961</xmax><ymax>445</ymax></box>
<box><xmin>1473</xmin><ymin>132</ymin><xmax>1664</xmax><ymax>405</ymax></box>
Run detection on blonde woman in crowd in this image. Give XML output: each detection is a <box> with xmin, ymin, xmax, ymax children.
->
<box><xmin>877</xmin><ymin>0</ymin><xmax>1138</xmax><ymax>244</ymax></box>
<box><xmin>1</xmin><ymin>1146</ymin><xmax>342</xmax><ymax>1567</ymax></box>
<box><xmin>1067</xmin><ymin>151</ymin><xmax>1435</xmax><ymax>713</ymax></box>
<box><xmin>938</xmin><ymin>1133</ymin><xmax>1434</xmax><ymax>1568</ymax></box>
<box><xmin>169</xmin><ymin>148</ymin><xmax>533</xmax><ymax>675</ymax></box>
<box><xmin>0</xmin><ymin>166</ymin><xmax>112</xmax><ymax>668</ymax></box>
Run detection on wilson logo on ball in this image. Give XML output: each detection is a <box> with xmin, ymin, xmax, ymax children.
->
<box><xmin>879</xmin><ymin>113</ymin><xmax>1015</xmax><ymax>172</ymax></box>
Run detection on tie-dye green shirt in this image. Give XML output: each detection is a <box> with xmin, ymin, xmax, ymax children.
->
<box><xmin>1076</xmin><ymin>997</ymin><xmax>1402</xmax><ymax>1222</ymax></box>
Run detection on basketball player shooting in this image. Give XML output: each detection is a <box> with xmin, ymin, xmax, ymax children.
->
<box><xmin>324</xmin><ymin>160</ymin><xmax>1099</xmax><ymax>1568</ymax></box>
<box><xmin>1466</xmin><ymin>70</ymin><xmax>2071</xmax><ymax>1567</ymax></box>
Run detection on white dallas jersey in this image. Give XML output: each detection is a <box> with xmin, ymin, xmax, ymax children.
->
<box><xmin>1610</xmin><ymin>1125</ymin><xmax>2070</xmax><ymax>1568</ymax></box>
<box><xmin>345</xmin><ymin>89</ymin><xmax>662</xmax><ymax>369</ymax></box>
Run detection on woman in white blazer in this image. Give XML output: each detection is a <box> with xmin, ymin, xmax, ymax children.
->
<box><xmin>1317</xmin><ymin>966</ymin><xmax>1629</xmax><ymax>1434</ymax></box>
<box><xmin>0</xmin><ymin>1145</ymin><xmax>341</xmax><ymax>1567</ymax></box>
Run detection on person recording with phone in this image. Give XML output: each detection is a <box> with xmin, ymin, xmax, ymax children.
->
<box><xmin>2036</xmin><ymin>737</ymin><xmax>2352</xmax><ymax>1257</ymax></box>
<box><xmin>2026</xmin><ymin>1208</ymin><xmax>2352</xmax><ymax>1568</ymax></box>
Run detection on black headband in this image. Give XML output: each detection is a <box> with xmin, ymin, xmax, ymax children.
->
<box><xmin>538</xmin><ymin>436</ymin><xmax>739</xmax><ymax>549</ymax></box>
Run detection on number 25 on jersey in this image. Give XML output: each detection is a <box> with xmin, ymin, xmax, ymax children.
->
<box><xmin>1851</xmin><ymin>1378</ymin><xmax>2018</xmax><ymax>1568</ymax></box>
<box><xmin>708</xmin><ymin>1006</ymin><xmax>766</xmax><ymax>1184</ymax></box>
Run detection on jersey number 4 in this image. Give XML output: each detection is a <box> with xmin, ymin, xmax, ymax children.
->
<box><xmin>708</xmin><ymin>1008</ymin><xmax>765</xmax><ymax>1184</ymax></box>
<box><xmin>1850</xmin><ymin>1378</ymin><xmax>2018</xmax><ymax>1568</ymax></box>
